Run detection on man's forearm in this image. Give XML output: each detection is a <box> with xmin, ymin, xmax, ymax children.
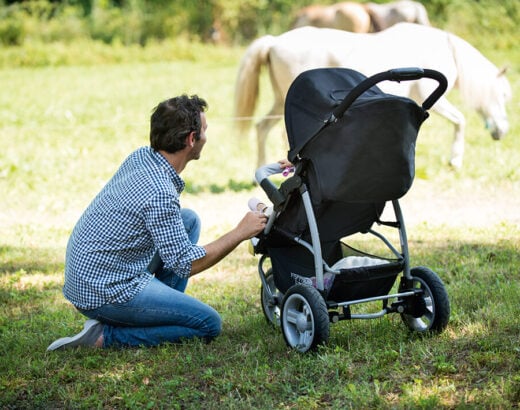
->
<box><xmin>190</xmin><ymin>228</ymin><xmax>244</xmax><ymax>275</ymax></box>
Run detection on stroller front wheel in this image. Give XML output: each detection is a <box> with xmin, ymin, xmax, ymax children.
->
<box><xmin>400</xmin><ymin>266</ymin><xmax>450</xmax><ymax>333</ymax></box>
<box><xmin>281</xmin><ymin>284</ymin><xmax>329</xmax><ymax>353</ymax></box>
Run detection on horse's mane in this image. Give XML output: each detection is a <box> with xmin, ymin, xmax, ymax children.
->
<box><xmin>447</xmin><ymin>32</ymin><xmax>502</xmax><ymax>110</ymax></box>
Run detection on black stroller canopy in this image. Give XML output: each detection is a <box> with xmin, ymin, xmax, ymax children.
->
<box><xmin>286</xmin><ymin>68</ymin><xmax>381</xmax><ymax>159</ymax></box>
<box><xmin>284</xmin><ymin>68</ymin><xmax>427</xmax><ymax>203</ymax></box>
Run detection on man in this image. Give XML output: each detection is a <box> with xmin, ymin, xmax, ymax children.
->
<box><xmin>47</xmin><ymin>95</ymin><xmax>267</xmax><ymax>350</ymax></box>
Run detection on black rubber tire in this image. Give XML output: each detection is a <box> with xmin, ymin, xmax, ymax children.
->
<box><xmin>280</xmin><ymin>284</ymin><xmax>330</xmax><ymax>352</ymax></box>
<box><xmin>260</xmin><ymin>269</ymin><xmax>281</xmax><ymax>327</ymax></box>
<box><xmin>400</xmin><ymin>266</ymin><xmax>450</xmax><ymax>333</ymax></box>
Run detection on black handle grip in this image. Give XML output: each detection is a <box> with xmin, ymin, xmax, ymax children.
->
<box><xmin>260</xmin><ymin>179</ymin><xmax>285</xmax><ymax>208</ymax></box>
<box><xmin>388</xmin><ymin>67</ymin><xmax>425</xmax><ymax>81</ymax></box>
<box><xmin>330</xmin><ymin>67</ymin><xmax>448</xmax><ymax>121</ymax></box>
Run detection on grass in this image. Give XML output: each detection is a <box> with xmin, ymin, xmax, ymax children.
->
<box><xmin>1</xmin><ymin>227</ymin><xmax>519</xmax><ymax>408</ymax></box>
<box><xmin>0</xmin><ymin>41</ymin><xmax>519</xmax><ymax>408</ymax></box>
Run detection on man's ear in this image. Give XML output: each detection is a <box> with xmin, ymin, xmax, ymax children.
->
<box><xmin>186</xmin><ymin>131</ymin><xmax>196</xmax><ymax>148</ymax></box>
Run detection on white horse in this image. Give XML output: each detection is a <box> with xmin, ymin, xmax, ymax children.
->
<box><xmin>234</xmin><ymin>23</ymin><xmax>511</xmax><ymax>169</ymax></box>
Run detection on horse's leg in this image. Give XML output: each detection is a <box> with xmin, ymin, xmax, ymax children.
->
<box><xmin>255</xmin><ymin>101</ymin><xmax>283</xmax><ymax>169</ymax></box>
<box><xmin>430</xmin><ymin>98</ymin><xmax>466</xmax><ymax>168</ymax></box>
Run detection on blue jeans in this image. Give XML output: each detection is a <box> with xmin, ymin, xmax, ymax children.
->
<box><xmin>79</xmin><ymin>209</ymin><xmax>222</xmax><ymax>348</ymax></box>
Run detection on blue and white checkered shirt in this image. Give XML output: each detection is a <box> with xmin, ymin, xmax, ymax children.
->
<box><xmin>63</xmin><ymin>147</ymin><xmax>206</xmax><ymax>310</ymax></box>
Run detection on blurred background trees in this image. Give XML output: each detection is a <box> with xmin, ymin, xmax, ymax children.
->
<box><xmin>0</xmin><ymin>0</ymin><xmax>518</xmax><ymax>49</ymax></box>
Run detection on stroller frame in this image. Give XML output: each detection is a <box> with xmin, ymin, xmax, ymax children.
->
<box><xmin>252</xmin><ymin>67</ymin><xmax>451</xmax><ymax>352</ymax></box>
<box><xmin>258</xmin><ymin>193</ymin><xmax>414</xmax><ymax>317</ymax></box>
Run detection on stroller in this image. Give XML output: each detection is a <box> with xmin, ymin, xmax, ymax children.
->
<box><xmin>250</xmin><ymin>67</ymin><xmax>450</xmax><ymax>352</ymax></box>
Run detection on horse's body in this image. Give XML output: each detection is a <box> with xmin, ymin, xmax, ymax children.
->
<box><xmin>292</xmin><ymin>2</ymin><xmax>370</xmax><ymax>33</ymax></box>
<box><xmin>365</xmin><ymin>1</ymin><xmax>430</xmax><ymax>30</ymax></box>
<box><xmin>292</xmin><ymin>1</ymin><xmax>429</xmax><ymax>33</ymax></box>
<box><xmin>234</xmin><ymin>23</ymin><xmax>511</xmax><ymax>169</ymax></box>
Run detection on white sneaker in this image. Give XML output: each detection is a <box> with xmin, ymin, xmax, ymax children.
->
<box><xmin>47</xmin><ymin>319</ymin><xmax>104</xmax><ymax>351</ymax></box>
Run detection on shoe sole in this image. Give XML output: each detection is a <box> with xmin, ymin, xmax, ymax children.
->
<box><xmin>46</xmin><ymin>319</ymin><xmax>102</xmax><ymax>351</ymax></box>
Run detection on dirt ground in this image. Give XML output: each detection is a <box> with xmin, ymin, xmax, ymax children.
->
<box><xmin>2</xmin><ymin>176</ymin><xmax>517</xmax><ymax>243</ymax></box>
<box><xmin>385</xmin><ymin>178</ymin><xmax>520</xmax><ymax>228</ymax></box>
<box><xmin>187</xmin><ymin>178</ymin><xmax>520</xmax><ymax>239</ymax></box>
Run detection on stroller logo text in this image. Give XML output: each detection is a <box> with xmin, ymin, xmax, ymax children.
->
<box><xmin>290</xmin><ymin>272</ymin><xmax>334</xmax><ymax>290</ymax></box>
<box><xmin>290</xmin><ymin>272</ymin><xmax>313</xmax><ymax>287</ymax></box>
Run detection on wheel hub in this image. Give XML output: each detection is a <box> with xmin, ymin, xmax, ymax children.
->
<box><xmin>296</xmin><ymin>313</ymin><xmax>310</xmax><ymax>333</ymax></box>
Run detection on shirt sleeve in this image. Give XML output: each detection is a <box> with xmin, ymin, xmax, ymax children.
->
<box><xmin>143</xmin><ymin>191</ymin><xmax>206</xmax><ymax>278</ymax></box>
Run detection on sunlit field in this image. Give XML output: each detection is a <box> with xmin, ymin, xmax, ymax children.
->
<box><xmin>0</xmin><ymin>42</ymin><xmax>519</xmax><ymax>408</ymax></box>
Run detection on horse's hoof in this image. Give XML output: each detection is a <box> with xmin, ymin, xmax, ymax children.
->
<box><xmin>449</xmin><ymin>158</ymin><xmax>463</xmax><ymax>169</ymax></box>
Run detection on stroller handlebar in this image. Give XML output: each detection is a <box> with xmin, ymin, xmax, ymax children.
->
<box><xmin>330</xmin><ymin>67</ymin><xmax>448</xmax><ymax>121</ymax></box>
<box><xmin>255</xmin><ymin>163</ymin><xmax>287</xmax><ymax>208</ymax></box>
<box><xmin>254</xmin><ymin>162</ymin><xmax>285</xmax><ymax>184</ymax></box>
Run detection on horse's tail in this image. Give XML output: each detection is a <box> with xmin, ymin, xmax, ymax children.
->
<box><xmin>233</xmin><ymin>34</ymin><xmax>275</xmax><ymax>135</ymax></box>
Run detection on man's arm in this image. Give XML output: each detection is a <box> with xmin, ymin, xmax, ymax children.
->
<box><xmin>190</xmin><ymin>211</ymin><xmax>267</xmax><ymax>275</ymax></box>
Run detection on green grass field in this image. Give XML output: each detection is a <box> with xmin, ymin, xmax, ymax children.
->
<box><xmin>0</xmin><ymin>41</ymin><xmax>519</xmax><ymax>408</ymax></box>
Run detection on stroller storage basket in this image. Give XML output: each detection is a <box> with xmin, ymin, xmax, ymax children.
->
<box><xmin>329</xmin><ymin>241</ymin><xmax>404</xmax><ymax>300</ymax></box>
<box><xmin>328</xmin><ymin>262</ymin><xmax>403</xmax><ymax>302</ymax></box>
<box><xmin>268</xmin><ymin>242</ymin><xmax>341</xmax><ymax>294</ymax></box>
<box><xmin>269</xmin><ymin>241</ymin><xmax>403</xmax><ymax>301</ymax></box>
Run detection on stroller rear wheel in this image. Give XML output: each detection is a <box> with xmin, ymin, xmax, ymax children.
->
<box><xmin>400</xmin><ymin>266</ymin><xmax>450</xmax><ymax>333</ymax></box>
<box><xmin>281</xmin><ymin>284</ymin><xmax>329</xmax><ymax>352</ymax></box>
<box><xmin>261</xmin><ymin>269</ymin><xmax>282</xmax><ymax>327</ymax></box>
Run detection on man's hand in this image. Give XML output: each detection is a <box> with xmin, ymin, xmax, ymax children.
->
<box><xmin>190</xmin><ymin>211</ymin><xmax>268</xmax><ymax>276</ymax></box>
<box><xmin>236</xmin><ymin>211</ymin><xmax>268</xmax><ymax>240</ymax></box>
